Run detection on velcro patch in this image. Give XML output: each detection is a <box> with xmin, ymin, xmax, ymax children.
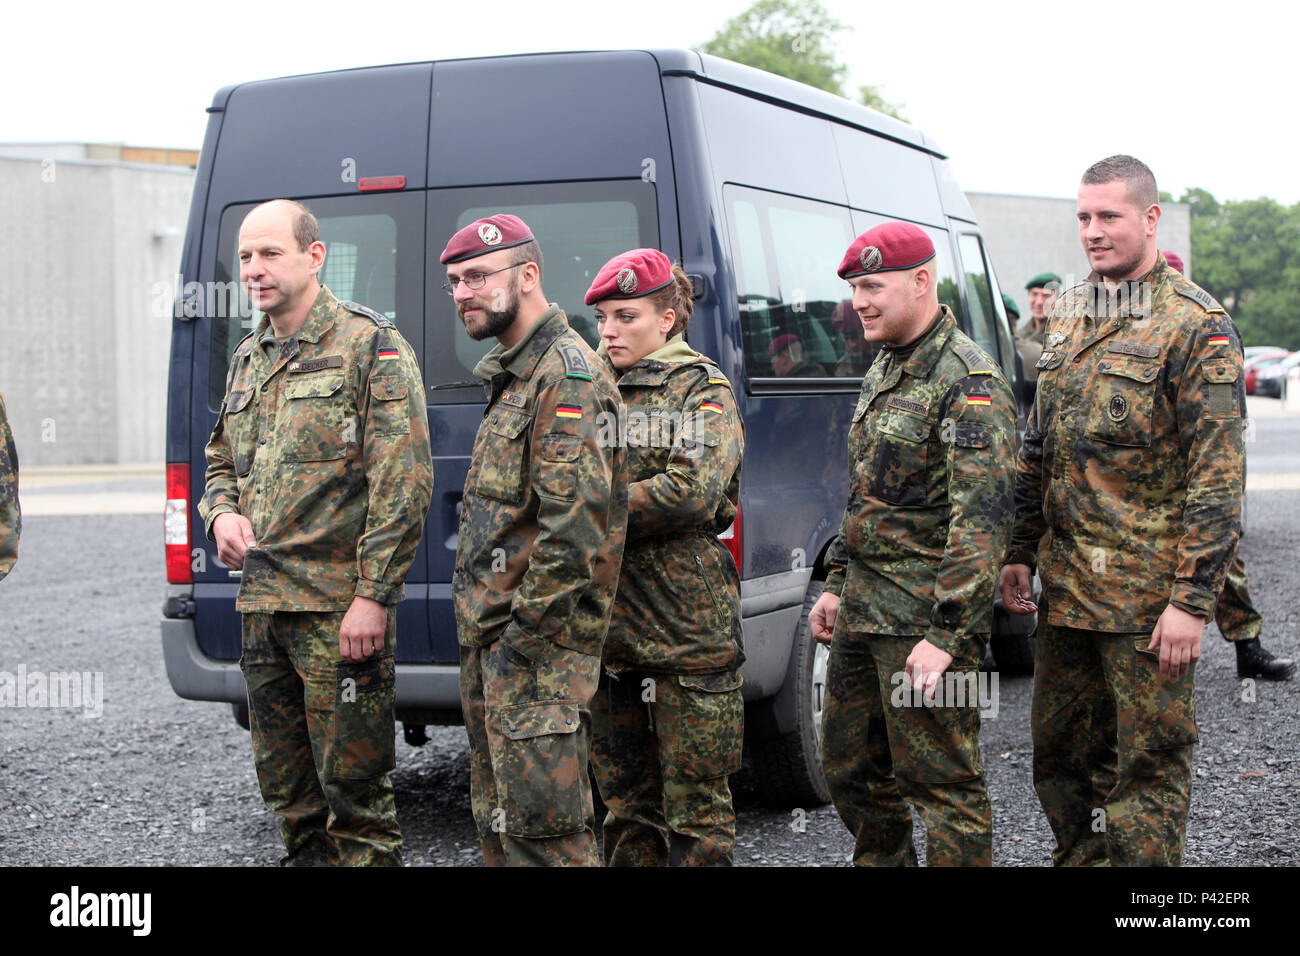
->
<box><xmin>953</xmin><ymin>422</ymin><xmax>992</xmax><ymax>449</ymax></box>
<box><xmin>965</xmin><ymin>394</ymin><xmax>992</xmax><ymax>407</ymax></box>
<box><xmin>1106</xmin><ymin>341</ymin><xmax>1160</xmax><ymax>359</ymax></box>
<box><xmin>555</xmin><ymin>403</ymin><xmax>583</xmax><ymax>420</ymax></box>
<box><xmin>1207</xmin><ymin>334</ymin><xmax>1230</xmax><ymax>346</ymax></box>
<box><xmin>562</xmin><ymin>346</ymin><xmax>592</xmax><ymax>381</ymax></box>
<box><xmin>289</xmin><ymin>355</ymin><xmax>345</xmax><ymax>373</ymax></box>
<box><xmin>886</xmin><ymin>396</ymin><xmax>929</xmax><ymax>415</ymax></box>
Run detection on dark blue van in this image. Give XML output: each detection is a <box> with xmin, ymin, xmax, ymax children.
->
<box><xmin>162</xmin><ymin>49</ymin><xmax>1030</xmax><ymax>805</ymax></box>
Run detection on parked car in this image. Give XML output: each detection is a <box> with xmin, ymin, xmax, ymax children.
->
<box><xmin>1245</xmin><ymin>351</ymin><xmax>1291</xmax><ymax>395</ymax></box>
<box><xmin>1256</xmin><ymin>352</ymin><xmax>1300</xmax><ymax>398</ymax></box>
<box><xmin>160</xmin><ymin>49</ymin><xmax>1032</xmax><ymax>806</ymax></box>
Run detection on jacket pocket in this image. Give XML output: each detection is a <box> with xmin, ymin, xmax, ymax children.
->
<box><xmin>224</xmin><ymin>388</ymin><xmax>257</xmax><ymax>477</ymax></box>
<box><xmin>1086</xmin><ymin>356</ymin><xmax>1158</xmax><ymax>448</ymax></box>
<box><xmin>283</xmin><ymin>373</ymin><xmax>349</xmax><ymax>462</ymax></box>
<box><xmin>367</xmin><ymin>376</ymin><xmax>410</xmax><ymax>436</ymax></box>
<box><xmin>467</xmin><ymin>408</ymin><xmax>531</xmax><ymax>504</ymax></box>
<box><xmin>867</xmin><ymin>410</ymin><xmax>933</xmax><ymax>506</ymax></box>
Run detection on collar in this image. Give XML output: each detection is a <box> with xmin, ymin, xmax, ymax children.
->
<box><xmin>472</xmin><ymin>304</ymin><xmax>567</xmax><ymax>382</ymax></box>
<box><xmin>885</xmin><ymin>305</ymin><xmax>956</xmax><ymax>381</ymax></box>
<box><xmin>250</xmin><ymin>283</ymin><xmax>339</xmax><ymax>350</ymax></box>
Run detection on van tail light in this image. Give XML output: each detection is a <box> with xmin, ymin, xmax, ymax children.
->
<box><xmin>719</xmin><ymin>504</ymin><xmax>742</xmax><ymax>575</ymax></box>
<box><xmin>165</xmin><ymin>463</ymin><xmax>193</xmax><ymax>584</ymax></box>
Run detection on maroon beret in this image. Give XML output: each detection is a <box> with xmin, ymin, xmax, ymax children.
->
<box><xmin>440</xmin><ymin>213</ymin><xmax>534</xmax><ymax>264</ymax></box>
<box><xmin>831</xmin><ymin>300</ymin><xmax>857</xmax><ymax>332</ymax></box>
<box><xmin>1162</xmin><ymin>250</ymin><xmax>1185</xmax><ymax>275</ymax></box>
<box><xmin>584</xmin><ymin>248</ymin><xmax>674</xmax><ymax>305</ymax></box>
<box><xmin>768</xmin><ymin>333</ymin><xmax>800</xmax><ymax>358</ymax></box>
<box><xmin>838</xmin><ymin>221</ymin><xmax>935</xmax><ymax>279</ymax></box>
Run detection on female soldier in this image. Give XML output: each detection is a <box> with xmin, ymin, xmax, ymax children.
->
<box><xmin>585</xmin><ymin>248</ymin><xmax>745</xmax><ymax>866</ymax></box>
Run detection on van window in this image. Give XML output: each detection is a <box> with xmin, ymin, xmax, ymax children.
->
<box><xmin>726</xmin><ymin>186</ymin><xmax>855</xmax><ymax>382</ymax></box>
<box><xmin>957</xmin><ymin>232</ymin><xmax>1016</xmax><ymax>380</ymax></box>
<box><xmin>208</xmin><ymin>193</ymin><xmax>423</xmax><ymax>411</ymax></box>
<box><xmin>425</xmin><ymin>180</ymin><xmax>659</xmax><ymax>403</ymax></box>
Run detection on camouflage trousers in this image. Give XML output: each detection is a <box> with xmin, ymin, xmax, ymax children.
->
<box><xmin>821</xmin><ymin>632</ymin><xmax>990</xmax><ymax>866</ymax></box>
<box><xmin>1032</xmin><ymin>620</ymin><xmax>1197</xmax><ymax>866</ymax></box>
<box><xmin>239</xmin><ymin>610</ymin><xmax>401</xmax><ymax>866</ymax></box>
<box><xmin>590</xmin><ymin>668</ymin><xmax>743</xmax><ymax>866</ymax></box>
<box><xmin>459</xmin><ymin>632</ymin><xmax>602</xmax><ymax>866</ymax></box>
<box><xmin>1216</xmin><ymin>551</ymin><xmax>1262</xmax><ymax>643</ymax></box>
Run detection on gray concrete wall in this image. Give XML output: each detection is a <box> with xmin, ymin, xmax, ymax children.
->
<box><xmin>968</xmin><ymin>191</ymin><xmax>1191</xmax><ymax>319</ymax></box>
<box><xmin>0</xmin><ymin>157</ymin><xmax>191</xmax><ymax>466</ymax></box>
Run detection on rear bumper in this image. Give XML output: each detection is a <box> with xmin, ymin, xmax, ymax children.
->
<box><xmin>160</xmin><ymin>618</ymin><xmax>463</xmax><ymax>708</ymax></box>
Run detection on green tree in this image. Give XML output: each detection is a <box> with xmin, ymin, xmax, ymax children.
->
<box><xmin>1184</xmin><ymin>188</ymin><xmax>1300</xmax><ymax>349</ymax></box>
<box><xmin>701</xmin><ymin>0</ymin><xmax>906</xmax><ymax>120</ymax></box>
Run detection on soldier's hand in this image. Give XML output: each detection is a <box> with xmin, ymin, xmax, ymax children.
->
<box><xmin>810</xmin><ymin>591</ymin><xmax>840</xmax><ymax>645</ymax></box>
<box><xmin>1149</xmin><ymin>605</ymin><xmax>1204</xmax><ymax>679</ymax></box>
<box><xmin>213</xmin><ymin>513</ymin><xmax>257</xmax><ymax>570</ymax></box>
<box><xmin>998</xmin><ymin>563</ymin><xmax>1037</xmax><ymax>615</ymax></box>
<box><xmin>340</xmin><ymin>596</ymin><xmax>388</xmax><ymax>661</ymax></box>
<box><xmin>906</xmin><ymin>640</ymin><xmax>954</xmax><ymax>700</ymax></box>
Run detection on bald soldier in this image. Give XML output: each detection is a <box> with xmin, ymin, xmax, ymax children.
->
<box><xmin>1001</xmin><ymin>157</ymin><xmax>1245</xmax><ymax>866</ymax></box>
<box><xmin>200</xmin><ymin>200</ymin><xmax>432</xmax><ymax>865</ymax></box>
<box><xmin>811</xmin><ymin>222</ymin><xmax>1017</xmax><ymax>866</ymax></box>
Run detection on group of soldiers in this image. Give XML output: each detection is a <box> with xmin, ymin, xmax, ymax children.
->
<box><xmin>0</xmin><ymin>151</ymin><xmax>1283</xmax><ymax>868</ymax></box>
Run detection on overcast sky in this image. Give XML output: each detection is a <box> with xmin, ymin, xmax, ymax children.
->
<box><xmin>5</xmin><ymin>0</ymin><xmax>1291</xmax><ymax>204</ymax></box>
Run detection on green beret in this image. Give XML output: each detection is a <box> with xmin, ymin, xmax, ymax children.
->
<box><xmin>1001</xmin><ymin>292</ymin><xmax>1020</xmax><ymax>319</ymax></box>
<box><xmin>1025</xmin><ymin>272</ymin><xmax>1062</xmax><ymax>291</ymax></box>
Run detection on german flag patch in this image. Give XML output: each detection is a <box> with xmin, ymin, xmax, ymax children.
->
<box><xmin>377</xmin><ymin>347</ymin><xmax>400</xmax><ymax>361</ymax></box>
<box><xmin>555</xmin><ymin>403</ymin><xmax>583</xmax><ymax>420</ymax></box>
<box><xmin>966</xmin><ymin>395</ymin><xmax>992</xmax><ymax>407</ymax></box>
<box><xmin>700</xmin><ymin>400</ymin><xmax>724</xmax><ymax>414</ymax></box>
<box><xmin>1208</xmin><ymin>334</ymin><xmax>1230</xmax><ymax>346</ymax></box>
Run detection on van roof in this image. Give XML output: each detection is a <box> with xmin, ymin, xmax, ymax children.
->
<box><xmin>206</xmin><ymin>48</ymin><xmax>946</xmax><ymax>158</ymax></box>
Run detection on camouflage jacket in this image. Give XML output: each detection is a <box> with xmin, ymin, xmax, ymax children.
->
<box><xmin>200</xmin><ymin>285</ymin><xmax>432</xmax><ymax>612</ymax></box>
<box><xmin>1016</xmin><ymin>320</ymin><xmax>1046</xmax><ymax>382</ymax></box>
<box><xmin>453</xmin><ymin>306</ymin><xmax>628</xmax><ymax>658</ymax></box>
<box><xmin>0</xmin><ymin>393</ymin><xmax>19</xmax><ymax>582</ymax></box>
<box><xmin>1007</xmin><ymin>256</ymin><xmax>1245</xmax><ymax>630</ymax></box>
<box><xmin>596</xmin><ymin>336</ymin><xmax>745</xmax><ymax>674</ymax></box>
<box><xmin>824</xmin><ymin>306</ymin><xmax>1018</xmax><ymax>655</ymax></box>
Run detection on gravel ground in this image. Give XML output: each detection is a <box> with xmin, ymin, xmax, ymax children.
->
<box><xmin>2</xmin><ymin>417</ymin><xmax>1296</xmax><ymax>867</ymax></box>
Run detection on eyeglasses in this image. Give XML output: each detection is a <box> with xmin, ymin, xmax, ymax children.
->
<box><xmin>440</xmin><ymin>263</ymin><xmax>525</xmax><ymax>296</ymax></box>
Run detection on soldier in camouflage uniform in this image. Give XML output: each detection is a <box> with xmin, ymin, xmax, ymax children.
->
<box><xmin>582</xmin><ymin>249</ymin><xmax>746</xmax><ymax>867</ymax></box>
<box><xmin>200</xmin><ymin>200</ymin><xmax>432</xmax><ymax>866</ymax></box>
<box><xmin>1160</xmin><ymin>252</ymin><xmax>1294</xmax><ymax>680</ymax></box>
<box><xmin>0</xmin><ymin>393</ymin><xmax>19</xmax><ymax>582</ymax></box>
<box><xmin>444</xmin><ymin>214</ymin><xmax>627</xmax><ymax>867</ymax></box>
<box><xmin>1000</xmin><ymin>157</ymin><xmax>1245</xmax><ymax>866</ymax></box>
<box><xmin>811</xmin><ymin>222</ymin><xmax>1018</xmax><ymax>867</ymax></box>
<box><xmin>1015</xmin><ymin>272</ymin><xmax>1061</xmax><ymax>385</ymax></box>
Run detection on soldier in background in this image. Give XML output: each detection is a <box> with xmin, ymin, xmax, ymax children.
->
<box><xmin>1000</xmin><ymin>157</ymin><xmax>1245</xmax><ymax>866</ymax></box>
<box><xmin>1015</xmin><ymin>272</ymin><xmax>1062</xmax><ymax>383</ymax></box>
<box><xmin>0</xmin><ymin>393</ymin><xmax>19</xmax><ymax>582</ymax></box>
<box><xmin>585</xmin><ymin>249</ymin><xmax>746</xmax><ymax>866</ymax></box>
<box><xmin>1161</xmin><ymin>251</ymin><xmax>1294</xmax><ymax>681</ymax></box>
<box><xmin>445</xmin><ymin>214</ymin><xmax>627</xmax><ymax>866</ymax></box>
<box><xmin>810</xmin><ymin>222</ymin><xmax>1018</xmax><ymax>866</ymax></box>
<box><xmin>768</xmin><ymin>333</ymin><xmax>827</xmax><ymax>377</ymax></box>
<box><xmin>201</xmin><ymin>199</ymin><xmax>432</xmax><ymax>865</ymax></box>
<box><xmin>833</xmin><ymin>300</ymin><xmax>875</xmax><ymax>377</ymax></box>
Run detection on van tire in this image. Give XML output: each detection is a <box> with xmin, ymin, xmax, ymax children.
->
<box><xmin>748</xmin><ymin>580</ymin><xmax>831</xmax><ymax>808</ymax></box>
<box><xmin>232</xmin><ymin>700</ymin><xmax>250</xmax><ymax>731</ymax></box>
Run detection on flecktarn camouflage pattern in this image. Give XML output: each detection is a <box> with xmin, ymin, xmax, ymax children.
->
<box><xmin>587</xmin><ymin>336</ymin><xmax>746</xmax><ymax>866</ymax></box>
<box><xmin>1008</xmin><ymin>256</ymin><xmax>1245</xmax><ymax>865</ymax></box>
<box><xmin>0</xmin><ymin>392</ymin><xmax>18</xmax><ymax>582</ymax></box>
<box><xmin>821</xmin><ymin>305</ymin><xmax>1017</xmax><ymax>866</ymax></box>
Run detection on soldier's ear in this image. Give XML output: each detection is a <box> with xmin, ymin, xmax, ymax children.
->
<box><xmin>308</xmin><ymin>240</ymin><xmax>327</xmax><ymax>275</ymax></box>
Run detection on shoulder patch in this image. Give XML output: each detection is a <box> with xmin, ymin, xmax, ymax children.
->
<box><xmin>561</xmin><ymin>345</ymin><xmax>593</xmax><ymax>381</ymax></box>
<box><xmin>952</xmin><ymin>341</ymin><xmax>994</xmax><ymax>375</ymax></box>
<box><xmin>699</xmin><ymin>362</ymin><xmax>733</xmax><ymax>390</ymax></box>
<box><xmin>343</xmin><ymin>300</ymin><xmax>394</xmax><ymax>326</ymax></box>
<box><xmin>1173</xmin><ymin>281</ymin><xmax>1224</xmax><ymax>314</ymax></box>
<box><xmin>232</xmin><ymin>328</ymin><xmax>257</xmax><ymax>356</ymax></box>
